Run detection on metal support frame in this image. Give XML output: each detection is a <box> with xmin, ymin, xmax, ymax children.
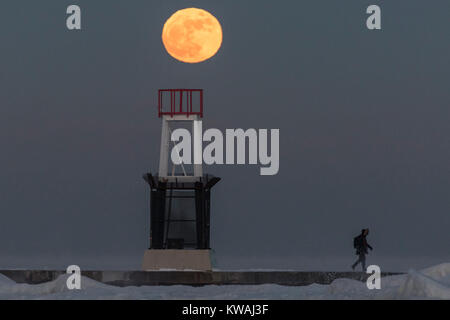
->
<box><xmin>143</xmin><ymin>173</ymin><xmax>220</xmax><ymax>250</ymax></box>
<box><xmin>158</xmin><ymin>115</ymin><xmax>203</xmax><ymax>181</ymax></box>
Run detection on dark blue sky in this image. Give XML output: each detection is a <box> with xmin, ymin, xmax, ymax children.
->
<box><xmin>0</xmin><ymin>0</ymin><xmax>449</xmax><ymax>270</ymax></box>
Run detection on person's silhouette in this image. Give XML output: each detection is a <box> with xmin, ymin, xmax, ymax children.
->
<box><xmin>352</xmin><ymin>228</ymin><xmax>373</xmax><ymax>271</ymax></box>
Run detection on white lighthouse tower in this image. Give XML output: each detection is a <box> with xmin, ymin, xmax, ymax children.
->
<box><xmin>157</xmin><ymin>89</ymin><xmax>203</xmax><ymax>182</ymax></box>
<box><xmin>142</xmin><ymin>89</ymin><xmax>220</xmax><ymax>271</ymax></box>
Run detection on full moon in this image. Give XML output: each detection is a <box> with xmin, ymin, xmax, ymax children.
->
<box><xmin>162</xmin><ymin>8</ymin><xmax>223</xmax><ymax>63</ymax></box>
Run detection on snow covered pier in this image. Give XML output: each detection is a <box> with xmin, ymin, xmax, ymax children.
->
<box><xmin>0</xmin><ymin>270</ymin><xmax>402</xmax><ymax>287</ymax></box>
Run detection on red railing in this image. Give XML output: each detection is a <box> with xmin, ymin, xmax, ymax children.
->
<box><xmin>158</xmin><ymin>89</ymin><xmax>203</xmax><ymax>118</ymax></box>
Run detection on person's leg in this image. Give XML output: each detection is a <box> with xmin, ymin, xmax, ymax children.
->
<box><xmin>360</xmin><ymin>254</ymin><xmax>366</xmax><ymax>271</ymax></box>
<box><xmin>352</xmin><ymin>255</ymin><xmax>361</xmax><ymax>270</ymax></box>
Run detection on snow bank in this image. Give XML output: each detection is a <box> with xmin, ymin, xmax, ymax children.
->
<box><xmin>396</xmin><ymin>263</ymin><xmax>450</xmax><ymax>299</ymax></box>
<box><xmin>0</xmin><ymin>263</ymin><xmax>448</xmax><ymax>299</ymax></box>
<box><xmin>327</xmin><ymin>262</ymin><xmax>450</xmax><ymax>299</ymax></box>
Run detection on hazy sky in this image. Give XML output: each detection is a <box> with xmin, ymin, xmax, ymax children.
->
<box><xmin>0</xmin><ymin>0</ymin><xmax>449</xmax><ymax>270</ymax></box>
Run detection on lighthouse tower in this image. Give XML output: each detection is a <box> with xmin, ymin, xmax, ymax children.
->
<box><xmin>142</xmin><ymin>89</ymin><xmax>220</xmax><ymax>271</ymax></box>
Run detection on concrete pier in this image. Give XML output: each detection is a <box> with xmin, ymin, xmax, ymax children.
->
<box><xmin>142</xmin><ymin>250</ymin><xmax>212</xmax><ymax>271</ymax></box>
<box><xmin>0</xmin><ymin>270</ymin><xmax>402</xmax><ymax>287</ymax></box>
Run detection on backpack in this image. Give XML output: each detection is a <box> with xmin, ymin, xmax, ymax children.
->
<box><xmin>353</xmin><ymin>235</ymin><xmax>363</xmax><ymax>249</ymax></box>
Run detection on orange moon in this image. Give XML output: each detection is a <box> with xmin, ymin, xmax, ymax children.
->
<box><xmin>162</xmin><ymin>8</ymin><xmax>223</xmax><ymax>63</ymax></box>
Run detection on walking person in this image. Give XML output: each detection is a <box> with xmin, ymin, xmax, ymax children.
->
<box><xmin>352</xmin><ymin>228</ymin><xmax>373</xmax><ymax>271</ymax></box>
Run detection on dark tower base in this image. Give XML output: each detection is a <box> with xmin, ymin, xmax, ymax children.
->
<box><xmin>142</xmin><ymin>173</ymin><xmax>220</xmax><ymax>270</ymax></box>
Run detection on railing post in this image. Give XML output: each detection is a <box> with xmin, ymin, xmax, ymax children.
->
<box><xmin>179</xmin><ymin>89</ymin><xmax>183</xmax><ymax>114</ymax></box>
<box><xmin>190</xmin><ymin>91</ymin><xmax>193</xmax><ymax>116</ymax></box>
<box><xmin>171</xmin><ymin>90</ymin><xmax>174</xmax><ymax>117</ymax></box>
<box><xmin>200</xmin><ymin>90</ymin><xmax>203</xmax><ymax>118</ymax></box>
<box><xmin>158</xmin><ymin>90</ymin><xmax>161</xmax><ymax>118</ymax></box>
